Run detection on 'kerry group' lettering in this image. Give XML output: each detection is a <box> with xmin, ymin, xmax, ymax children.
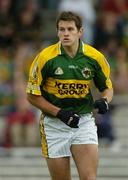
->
<box><xmin>55</xmin><ymin>81</ymin><xmax>89</xmax><ymax>95</ymax></box>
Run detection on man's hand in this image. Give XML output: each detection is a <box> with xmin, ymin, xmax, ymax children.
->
<box><xmin>56</xmin><ymin>109</ymin><xmax>80</xmax><ymax>128</ymax></box>
<box><xmin>94</xmin><ymin>98</ymin><xmax>109</xmax><ymax>114</ymax></box>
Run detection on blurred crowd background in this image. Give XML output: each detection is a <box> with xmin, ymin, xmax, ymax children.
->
<box><xmin>0</xmin><ymin>0</ymin><xmax>128</xmax><ymax>149</ymax></box>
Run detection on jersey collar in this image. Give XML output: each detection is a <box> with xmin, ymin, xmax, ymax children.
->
<box><xmin>58</xmin><ymin>40</ymin><xmax>84</xmax><ymax>56</ymax></box>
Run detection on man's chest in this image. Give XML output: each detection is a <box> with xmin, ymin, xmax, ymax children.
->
<box><xmin>47</xmin><ymin>56</ymin><xmax>96</xmax><ymax>80</ymax></box>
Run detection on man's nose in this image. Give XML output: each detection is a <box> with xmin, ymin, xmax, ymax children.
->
<box><xmin>64</xmin><ymin>30</ymin><xmax>69</xmax><ymax>36</ymax></box>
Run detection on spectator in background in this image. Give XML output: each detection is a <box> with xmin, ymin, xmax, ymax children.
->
<box><xmin>1</xmin><ymin>0</ymin><xmax>43</xmax><ymax>147</ymax></box>
<box><xmin>5</xmin><ymin>94</ymin><xmax>38</xmax><ymax>147</ymax></box>
<box><xmin>0</xmin><ymin>0</ymin><xmax>15</xmax><ymax>49</ymax></box>
<box><xmin>100</xmin><ymin>0</ymin><xmax>128</xmax><ymax>17</ymax></box>
<box><xmin>113</xmin><ymin>45</ymin><xmax>128</xmax><ymax>94</ymax></box>
<box><xmin>93</xmin><ymin>0</ymin><xmax>128</xmax><ymax>149</ymax></box>
<box><xmin>93</xmin><ymin>41</ymin><xmax>127</xmax><ymax>150</ymax></box>
<box><xmin>14</xmin><ymin>0</ymin><xmax>43</xmax><ymax>47</ymax></box>
<box><xmin>95</xmin><ymin>109</ymin><xmax>116</xmax><ymax>148</ymax></box>
<box><xmin>39</xmin><ymin>0</ymin><xmax>59</xmax><ymax>10</ymax></box>
<box><xmin>13</xmin><ymin>0</ymin><xmax>43</xmax><ymax>104</ymax></box>
<box><xmin>93</xmin><ymin>11</ymin><xmax>123</xmax><ymax>49</ymax></box>
<box><xmin>0</xmin><ymin>48</ymin><xmax>15</xmax><ymax>114</ymax></box>
<box><xmin>97</xmin><ymin>0</ymin><xmax>128</xmax><ymax>48</ymax></box>
<box><xmin>58</xmin><ymin>0</ymin><xmax>96</xmax><ymax>44</ymax></box>
<box><xmin>93</xmin><ymin>0</ymin><xmax>128</xmax><ymax>48</ymax></box>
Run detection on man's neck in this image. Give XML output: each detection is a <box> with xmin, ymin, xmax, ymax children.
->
<box><xmin>63</xmin><ymin>40</ymin><xmax>79</xmax><ymax>58</ymax></box>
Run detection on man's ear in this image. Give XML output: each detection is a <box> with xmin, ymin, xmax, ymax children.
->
<box><xmin>79</xmin><ymin>27</ymin><xmax>84</xmax><ymax>37</ymax></box>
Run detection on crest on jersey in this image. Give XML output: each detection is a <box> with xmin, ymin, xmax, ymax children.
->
<box><xmin>82</xmin><ymin>67</ymin><xmax>91</xmax><ymax>78</ymax></box>
<box><xmin>55</xmin><ymin>67</ymin><xmax>63</xmax><ymax>75</ymax></box>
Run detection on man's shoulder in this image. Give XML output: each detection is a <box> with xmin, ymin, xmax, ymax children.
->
<box><xmin>39</xmin><ymin>42</ymin><xmax>60</xmax><ymax>60</ymax></box>
<box><xmin>83</xmin><ymin>43</ymin><xmax>104</xmax><ymax>60</ymax></box>
<box><xmin>82</xmin><ymin>43</ymin><xmax>110</xmax><ymax>69</ymax></box>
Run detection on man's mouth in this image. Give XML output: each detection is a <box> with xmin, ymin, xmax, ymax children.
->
<box><xmin>63</xmin><ymin>38</ymin><xmax>70</xmax><ymax>42</ymax></box>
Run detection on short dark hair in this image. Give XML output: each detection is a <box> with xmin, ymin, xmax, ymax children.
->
<box><xmin>56</xmin><ymin>11</ymin><xmax>83</xmax><ymax>30</ymax></box>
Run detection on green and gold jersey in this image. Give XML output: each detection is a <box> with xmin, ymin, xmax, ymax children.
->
<box><xmin>26</xmin><ymin>41</ymin><xmax>112</xmax><ymax>114</ymax></box>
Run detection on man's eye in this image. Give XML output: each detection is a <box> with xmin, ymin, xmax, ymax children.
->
<box><xmin>59</xmin><ymin>28</ymin><xmax>65</xmax><ymax>32</ymax></box>
<box><xmin>68</xmin><ymin>28</ymin><xmax>74</xmax><ymax>31</ymax></box>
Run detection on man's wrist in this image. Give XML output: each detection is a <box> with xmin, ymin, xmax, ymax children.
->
<box><xmin>54</xmin><ymin>108</ymin><xmax>61</xmax><ymax>117</ymax></box>
<box><xmin>94</xmin><ymin>98</ymin><xmax>109</xmax><ymax>114</ymax></box>
<box><xmin>56</xmin><ymin>109</ymin><xmax>80</xmax><ymax>128</ymax></box>
<box><xmin>102</xmin><ymin>97</ymin><xmax>108</xmax><ymax>103</ymax></box>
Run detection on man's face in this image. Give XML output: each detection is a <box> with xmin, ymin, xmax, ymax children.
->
<box><xmin>57</xmin><ymin>20</ymin><xmax>83</xmax><ymax>47</ymax></box>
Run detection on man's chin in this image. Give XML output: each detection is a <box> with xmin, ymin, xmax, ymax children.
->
<box><xmin>62</xmin><ymin>42</ymin><xmax>72</xmax><ymax>47</ymax></box>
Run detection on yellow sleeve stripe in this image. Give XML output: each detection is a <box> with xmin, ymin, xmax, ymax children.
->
<box><xmin>83</xmin><ymin>44</ymin><xmax>110</xmax><ymax>78</ymax></box>
<box><xmin>83</xmin><ymin>44</ymin><xmax>112</xmax><ymax>89</ymax></box>
<box><xmin>27</xmin><ymin>43</ymin><xmax>60</xmax><ymax>94</ymax></box>
<box><xmin>39</xmin><ymin>42</ymin><xmax>60</xmax><ymax>67</ymax></box>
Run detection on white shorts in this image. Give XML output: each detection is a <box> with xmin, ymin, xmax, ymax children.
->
<box><xmin>39</xmin><ymin>113</ymin><xmax>98</xmax><ymax>158</ymax></box>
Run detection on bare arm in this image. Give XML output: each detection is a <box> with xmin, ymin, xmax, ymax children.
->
<box><xmin>101</xmin><ymin>88</ymin><xmax>113</xmax><ymax>103</ymax></box>
<box><xmin>27</xmin><ymin>93</ymin><xmax>60</xmax><ymax>116</ymax></box>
